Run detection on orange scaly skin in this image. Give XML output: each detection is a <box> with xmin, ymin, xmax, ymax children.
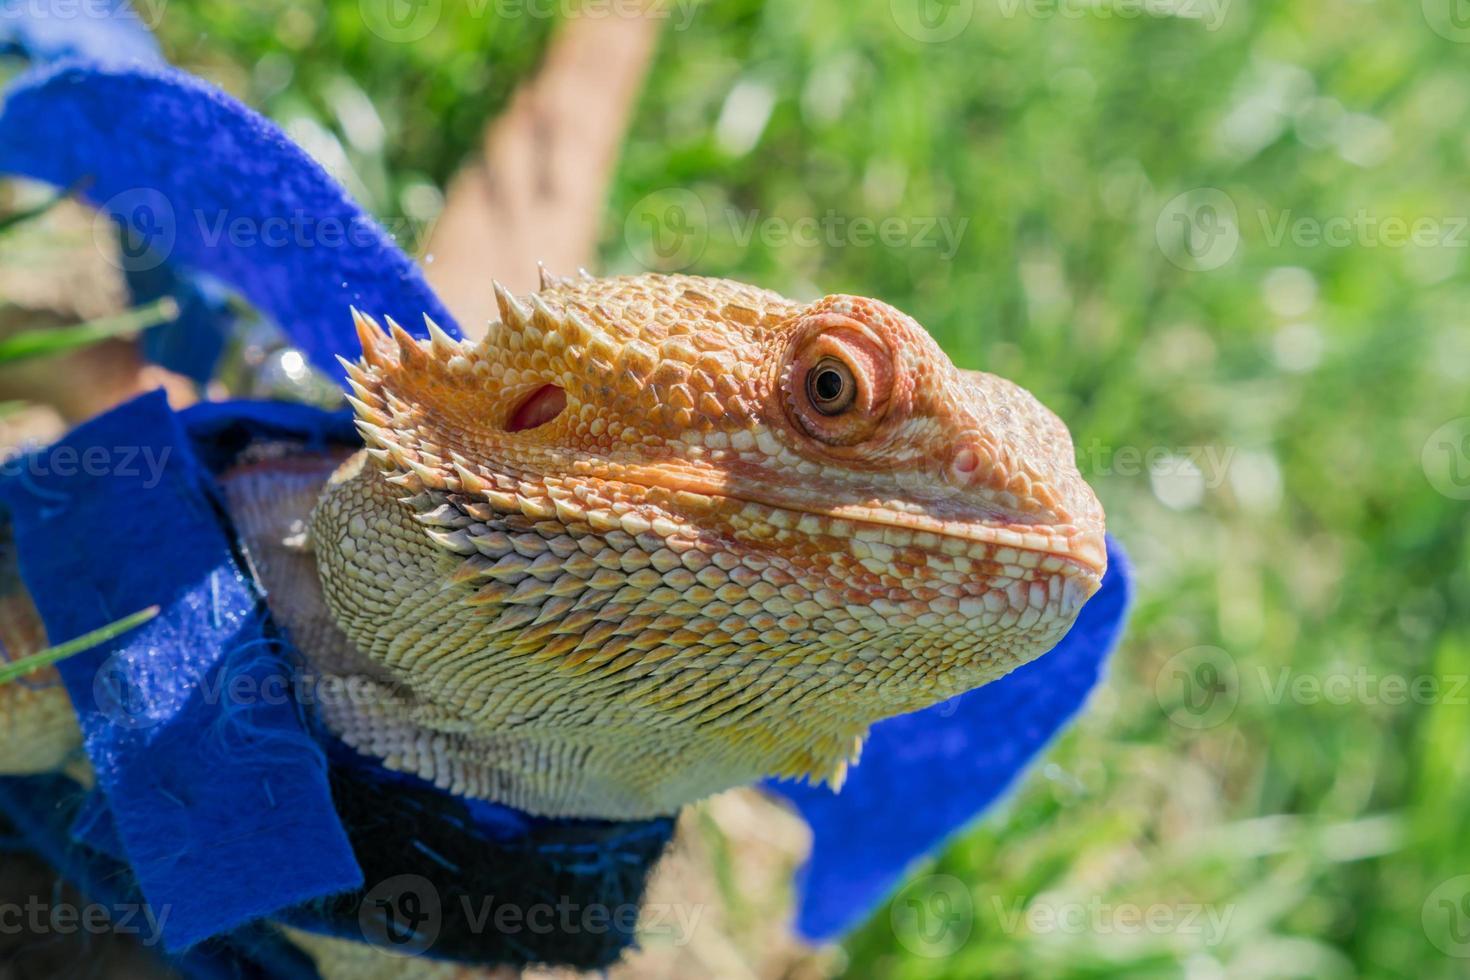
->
<box><xmin>308</xmin><ymin>271</ymin><xmax>1107</xmax><ymax>819</ymax></box>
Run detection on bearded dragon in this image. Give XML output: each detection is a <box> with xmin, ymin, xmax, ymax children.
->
<box><xmin>1</xmin><ymin>271</ymin><xmax>1106</xmax><ymax>822</ymax></box>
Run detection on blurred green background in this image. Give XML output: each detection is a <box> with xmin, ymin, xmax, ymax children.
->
<box><xmin>12</xmin><ymin>0</ymin><xmax>1470</xmax><ymax>975</ymax></box>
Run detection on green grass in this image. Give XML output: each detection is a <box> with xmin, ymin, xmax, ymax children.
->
<box><xmin>0</xmin><ymin>607</ymin><xmax>160</xmax><ymax>687</ymax></box>
<box><xmin>143</xmin><ymin>3</ymin><xmax>1470</xmax><ymax>975</ymax></box>
<box><xmin>605</xmin><ymin>6</ymin><xmax>1470</xmax><ymax>976</ymax></box>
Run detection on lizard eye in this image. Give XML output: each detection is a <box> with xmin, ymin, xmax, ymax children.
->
<box><xmin>781</xmin><ymin>312</ymin><xmax>895</xmax><ymax>447</ymax></box>
<box><xmin>806</xmin><ymin>358</ymin><xmax>856</xmax><ymax>415</ymax></box>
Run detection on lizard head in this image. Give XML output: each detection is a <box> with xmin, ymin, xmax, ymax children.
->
<box><xmin>330</xmin><ymin>272</ymin><xmax>1104</xmax><ymax>812</ymax></box>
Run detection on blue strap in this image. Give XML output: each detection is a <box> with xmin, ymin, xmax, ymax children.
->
<box><xmin>0</xmin><ymin>391</ymin><xmax>362</xmax><ymax>951</ymax></box>
<box><xmin>0</xmin><ymin>62</ymin><xmax>461</xmax><ymax>383</ymax></box>
<box><xmin>766</xmin><ymin>536</ymin><xmax>1132</xmax><ymax>939</ymax></box>
<box><xmin>0</xmin><ymin>775</ymin><xmax>322</xmax><ymax>979</ymax></box>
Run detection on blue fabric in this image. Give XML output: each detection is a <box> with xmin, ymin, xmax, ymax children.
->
<box><xmin>0</xmin><ymin>2</ymin><xmax>238</xmax><ymax>383</ymax></box>
<box><xmin>0</xmin><ymin>774</ymin><xmax>323</xmax><ymax>979</ymax></box>
<box><xmin>766</xmin><ymin>536</ymin><xmax>1132</xmax><ymax>940</ymax></box>
<box><xmin>0</xmin><ymin>62</ymin><xmax>461</xmax><ymax>382</ymax></box>
<box><xmin>0</xmin><ymin>0</ymin><xmax>160</xmax><ymax>66</ymax></box>
<box><xmin>0</xmin><ymin>391</ymin><xmax>362</xmax><ymax>952</ymax></box>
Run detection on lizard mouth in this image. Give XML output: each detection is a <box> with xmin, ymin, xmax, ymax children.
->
<box><xmin>729</xmin><ymin>489</ymin><xmax>1108</xmax><ymax>581</ymax></box>
<box><xmin>563</xmin><ymin>463</ymin><xmax>1108</xmax><ymax>581</ymax></box>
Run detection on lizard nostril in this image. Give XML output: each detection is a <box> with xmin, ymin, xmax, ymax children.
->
<box><xmin>951</xmin><ymin>447</ymin><xmax>980</xmax><ymax>479</ymax></box>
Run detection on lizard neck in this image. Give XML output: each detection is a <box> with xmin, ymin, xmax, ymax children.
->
<box><xmin>304</xmin><ymin>451</ymin><xmax>860</xmax><ymax>819</ymax></box>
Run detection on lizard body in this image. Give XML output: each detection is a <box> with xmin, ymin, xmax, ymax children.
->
<box><xmin>0</xmin><ymin>272</ymin><xmax>1106</xmax><ymax>822</ymax></box>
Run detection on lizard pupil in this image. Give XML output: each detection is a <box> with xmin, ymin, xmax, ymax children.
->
<box><xmin>807</xmin><ymin>357</ymin><xmax>856</xmax><ymax>415</ymax></box>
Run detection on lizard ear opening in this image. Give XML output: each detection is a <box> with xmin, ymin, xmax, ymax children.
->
<box><xmin>506</xmin><ymin>384</ymin><xmax>567</xmax><ymax>432</ymax></box>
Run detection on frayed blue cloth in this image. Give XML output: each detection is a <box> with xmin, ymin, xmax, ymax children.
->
<box><xmin>0</xmin><ymin>391</ymin><xmax>362</xmax><ymax>951</ymax></box>
<box><xmin>765</xmin><ymin>538</ymin><xmax>1131</xmax><ymax>939</ymax></box>
<box><xmin>0</xmin><ymin>0</ymin><xmax>159</xmax><ymax>66</ymax></box>
<box><xmin>0</xmin><ymin>62</ymin><xmax>460</xmax><ymax>382</ymax></box>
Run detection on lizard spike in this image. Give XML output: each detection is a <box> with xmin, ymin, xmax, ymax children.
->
<box><xmin>422</xmin><ymin>314</ymin><xmax>459</xmax><ymax>357</ymax></box>
<box><xmin>452</xmin><ymin>459</ymin><xmax>491</xmax><ymax>495</ymax></box>
<box><xmin>538</xmin><ymin>262</ymin><xmax>572</xmax><ymax>291</ymax></box>
<box><xmin>527</xmin><ymin>293</ymin><xmax>562</xmax><ymax>335</ymax></box>
<box><xmin>344</xmin><ymin>394</ymin><xmax>389</xmax><ymax>427</ymax></box>
<box><xmin>385</xmin><ymin>473</ymin><xmax>424</xmax><ymax>491</ymax></box>
<box><xmin>343</xmin><ymin>374</ymin><xmax>374</xmax><ymax>403</ymax></box>
<box><xmin>450</xmin><ymin>555</ymin><xmax>496</xmax><ymax>585</ymax></box>
<box><xmin>493</xmin><ymin>280</ymin><xmax>531</xmax><ymax>328</ymax></box>
<box><xmin>350</xmin><ymin>307</ymin><xmax>392</xmax><ymax>366</ymax></box>
<box><xmin>354</xmin><ymin>419</ymin><xmax>394</xmax><ymax>448</ymax></box>
<box><xmin>577</xmin><ymin>267</ymin><xmax>595</xmax><ymax>280</ymax></box>
<box><xmin>382</xmin><ymin>315</ymin><xmax>427</xmax><ymax>366</ymax></box>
